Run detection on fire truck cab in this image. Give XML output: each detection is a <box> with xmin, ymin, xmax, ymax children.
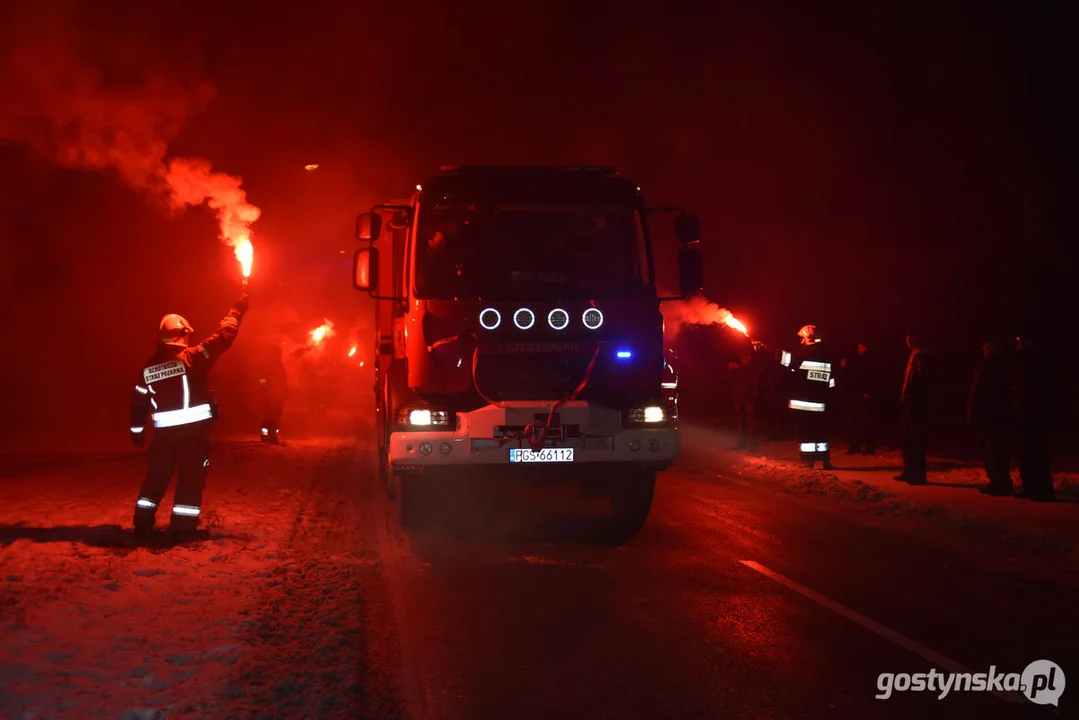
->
<box><xmin>353</xmin><ymin>165</ymin><xmax>702</xmax><ymax>540</ymax></box>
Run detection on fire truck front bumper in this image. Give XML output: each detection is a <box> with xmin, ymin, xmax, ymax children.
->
<box><xmin>387</xmin><ymin>401</ymin><xmax>678</xmax><ymax>469</ymax></box>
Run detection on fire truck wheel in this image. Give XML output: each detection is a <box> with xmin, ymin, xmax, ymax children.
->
<box><xmin>380</xmin><ymin>452</ymin><xmax>397</xmax><ymax>501</ymax></box>
<box><xmin>608</xmin><ymin>469</ymin><xmax>656</xmax><ymax>541</ymax></box>
<box><xmin>397</xmin><ymin>475</ymin><xmax>423</xmax><ymax>528</ymax></box>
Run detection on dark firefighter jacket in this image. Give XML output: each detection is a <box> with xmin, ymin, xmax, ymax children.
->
<box><xmin>129</xmin><ymin>308</ymin><xmax>244</xmax><ymax>434</ymax></box>
<box><xmin>783</xmin><ymin>342</ymin><xmax>836</xmax><ymax>413</ymax></box>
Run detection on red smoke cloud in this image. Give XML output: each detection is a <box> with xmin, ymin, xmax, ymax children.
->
<box><xmin>165</xmin><ymin>158</ymin><xmax>261</xmax><ymax>259</ymax></box>
<box><xmin>0</xmin><ymin>1</ymin><xmax>259</xmax><ymax>262</ymax></box>
<box><xmin>662</xmin><ymin>295</ymin><xmax>750</xmax><ymax>340</ymax></box>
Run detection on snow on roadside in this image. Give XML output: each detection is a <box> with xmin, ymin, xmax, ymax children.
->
<box><xmin>681</xmin><ymin>423</ymin><xmax>1079</xmax><ymax>560</ymax></box>
<box><xmin>0</xmin><ymin>435</ymin><xmax>378</xmax><ymax>720</ymax></box>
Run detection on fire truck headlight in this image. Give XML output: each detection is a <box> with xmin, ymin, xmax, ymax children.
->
<box><xmin>479</xmin><ymin>308</ymin><xmax>501</xmax><ymax>330</ymax></box>
<box><xmin>582</xmin><ymin>307</ymin><xmax>603</xmax><ymax>330</ymax></box>
<box><xmin>513</xmin><ymin>307</ymin><xmax>536</xmax><ymax>330</ymax></box>
<box><xmin>547</xmin><ymin>308</ymin><xmax>570</xmax><ymax>330</ymax></box>
<box><xmin>396</xmin><ymin>408</ymin><xmax>452</xmax><ymax>428</ymax></box>
<box><xmin>627</xmin><ymin>405</ymin><xmax>667</xmax><ymax>424</ymax></box>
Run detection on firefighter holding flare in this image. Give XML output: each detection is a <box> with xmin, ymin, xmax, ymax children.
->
<box><xmin>129</xmin><ymin>295</ymin><xmax>249</xmax><ymax>540</ymax></box>
<box><xmin>778</xmin><ymin>324</ymin><xmax>837</xmax><ymax>469</ymax></box>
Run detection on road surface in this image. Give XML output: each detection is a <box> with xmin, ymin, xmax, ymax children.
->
<box><xmin>0</xmin><ymin>431</ymin><xmax>1073</xmax><ymax>719</ymax></box>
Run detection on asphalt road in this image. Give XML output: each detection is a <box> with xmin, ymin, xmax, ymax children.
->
<box><xmin>331</xmin><ymin>439</ymin><xmax>1077</xmax><ymax>720</ymax></box>
<box><xmin>4</xmin><ymin>433</ymin><xmax>1072</xmax><ymax>719</ymax></box>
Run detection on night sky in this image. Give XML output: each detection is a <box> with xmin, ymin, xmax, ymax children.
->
<box><xmin>0</xmin><ymin>0</ymin><xmax>1073</xmax><ymax>436</ymax></box>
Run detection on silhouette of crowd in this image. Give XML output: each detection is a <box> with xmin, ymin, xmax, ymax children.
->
<box><xmin>725</xmin><ymin>331</ymin><xmax>1057</xmax><ymax>501</ymax></box>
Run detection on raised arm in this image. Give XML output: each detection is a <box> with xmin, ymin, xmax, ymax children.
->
<box><xmin>191</xmin><ymin>295</ymin><xmax>249</xmax><ymax>367</ymax></box>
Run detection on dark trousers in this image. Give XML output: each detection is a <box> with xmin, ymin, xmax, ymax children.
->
<box><xmin>901</xmin><ymin>404</ymin><xmax>927</xmax><ymax>482</ymax></box>
<box><xmin>1017</xmin><ymin>418</ymin><xmax>1053</xmax><ymax>499</ymax></box>
<box><xmin>134</xmin><ymin>423</ymin><xmax>211</xmax><ymax>532</ymax></box>
<box><xmin>980</xmin><ymin>422</ymin><xmax>1011</xmax><ymax>489</ymax></box>
<box><xmin>734</xmin><ymin>401</ymin><xmax>757</xmax><ymax>447</ymax></box>
<box><xmin>795</xmin><ymin>408</ymin><xmax>830</xmax><ymax>465</ymax></box>
<box><xmin>847</xmin><ymin>394</ymin><xmax>875</xmax><ymax>452</ymax></box>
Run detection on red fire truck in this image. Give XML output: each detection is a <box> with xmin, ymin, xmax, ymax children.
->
<box><xmin>353</xmin><ymin>165</ymin><xmax>702</xmax><ymax>540</ymax></box>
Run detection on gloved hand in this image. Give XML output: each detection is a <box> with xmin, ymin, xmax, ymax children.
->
<box><xmin>234</xmin><ymin>294</ymin><xmax>250</xmax><ymax>315</ymax></box>
<box><xmin>131</xmin><ymin>430</ymin><xmax>146</xmax><ymax>448</ymax></box>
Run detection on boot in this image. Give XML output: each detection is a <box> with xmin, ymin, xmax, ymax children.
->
<box><xmin>133</xmin><ymin>506</ymin><xmax>156</xmax><ymax>534</ymax></box>
<box><xmin>169</xmin><ymin>515</ymin><xmax>201</xmax><ymax>544</ymax></box>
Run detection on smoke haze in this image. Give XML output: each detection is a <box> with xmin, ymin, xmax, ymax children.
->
<box><xmin>662</xmin><ymin>296</ymin><xmax>747</xmax><ymax>342</ymax></box>
<box><xmin>0</xmin><ymin>0</ymin><xmax>1073</xmax><ymax>443</ymax></box>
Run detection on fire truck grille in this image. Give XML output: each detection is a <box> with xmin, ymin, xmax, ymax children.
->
<box><xmin>474</xmin><ymin>353</ymin><xmax>596</xmax><ymax>401</ymax></box>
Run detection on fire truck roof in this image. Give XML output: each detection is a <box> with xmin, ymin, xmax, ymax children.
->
<box><xmin>420</xmin><ymin>166</ymin><xmax>641</xmax><ymax>206</ymax></box>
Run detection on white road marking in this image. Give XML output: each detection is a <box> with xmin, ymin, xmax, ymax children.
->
<box><xmin>739</xmin><ymin>560</ymin><xmax>1026</xmax><ymax>704</ymax></box>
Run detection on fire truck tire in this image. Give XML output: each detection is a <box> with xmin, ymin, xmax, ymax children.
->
<box><xmin>381</xmin><ymin>452</ymin><xmax>397</xmax><ymax>501</ymax></box>
<box><xmin>397</xmin><ymin>475</ymin><xmax>422</xmax><ymax>528</ymax></box>
<box><xmin>608</xmin><ymin>469</ymin><xmax>656</xmax><ymax>541</ymax></box>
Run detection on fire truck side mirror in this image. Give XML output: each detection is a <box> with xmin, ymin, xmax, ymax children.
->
<box><xmin>356</xmin><ymin>212</ymin><xmax>381</xmax><ymax>242</ymax></box>
<box><xmin>675</xmin><ymin>214</ymin><xmax>700</xmax><ymax>244</ymax></box>
<box><xmin>353</xmin><ymin>247</ymin><xmax>379</xmax><ymax>292</ymax></box>
<box><xmin>678</xmin><ymin>245</ymin><xmax>704</xmax><ymax>295</ymax></box>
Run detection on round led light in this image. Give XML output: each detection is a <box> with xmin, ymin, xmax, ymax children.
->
<box><xmin>479</xmin><ymin>307</ymin><xmax>501</xmax><ymax>330</ymax></box>
<box><xmin>513</xmin><ymin>308</ymin><xmax>535</xmax><ymax>330</ymax></box>
<box><xmin>547</xmin><ymin>308</ymin><xmax>570</xmax><ymax>330</ymax></box>
<box><xmin>582</xmin><ymin>307</ymin><xmax>604</xmax><ymax>330</ymax></box>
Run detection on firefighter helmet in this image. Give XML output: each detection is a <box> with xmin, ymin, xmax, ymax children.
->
<box><xmin>797</xmin><ymin>324</ymin><xmax>817</xmax><ymax>342</ymax></box>
<box><xmin>159</xmin><ymin>313</ymin><xmax>194</xmax><ymax>340</ymax></box>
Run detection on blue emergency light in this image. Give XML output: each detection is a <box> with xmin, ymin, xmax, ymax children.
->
<box><xmin>615</xmin><ymin>349</ymin><xmax>633</xmax><ymax>359</ymax></box>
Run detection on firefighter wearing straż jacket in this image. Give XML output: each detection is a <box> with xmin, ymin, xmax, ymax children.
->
<box><xmin>129</xmin><ymin>295</ymin><xmax>249</xmax><ymax>539</ymax></box>
<box><xmin>780</xmin><ymin>324</ymin><xmax>836</xmax><ymax>469</ymax></box>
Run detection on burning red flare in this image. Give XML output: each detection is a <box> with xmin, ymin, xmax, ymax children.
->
<box><xmin>661</xmin><ymin>296</ymin><xmax>750</xmax><ymax>339</ymax></box>
<box><xmin>0</xmin><ymin>16</ymin><xmax>261</xmax><ymax>284</ymax></box>
<box><xmin>235</xmin><ymin>235</ymin><xmax>253</xmax><ymax>279</ymax></box>
<box><xmin>724</xmin><ymin>314</ymin><xmax>749</xmax><ymax>336</ymax></box>
<box><xmin>165</xmin><ymin>158</ymin><xmax>261</xmax><ymax>282</ymax></box>
<box><xmin>309</xmin><ymin>320</ymin><xmax>335</xmax><ymax>345</ymax></box>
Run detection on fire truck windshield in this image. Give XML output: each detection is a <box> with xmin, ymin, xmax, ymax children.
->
<box><xmin>413</xmin><ymin>204</ymin><xmax>649</xmax><ymax>300</ymax></box>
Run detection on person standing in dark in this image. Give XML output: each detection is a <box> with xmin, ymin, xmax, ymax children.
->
<box><xmin>1012</xmin><ymin>334</ymin><xmax>1055</xmax><ymax>501</ymax></box>
<box><xmin>758</xmin><ymin>347</ymin><xmax>788</xmax><ymax>441</ymax></box>
<box><xmin>258</xmin><ymin>343</ymin><xmax>289</xmax><ymax>444</ymax></box>
<box><xmin>896</xmin><ymin>331</ymin><xmax>933</xmax><ymax>485</ymax></box>
<box><xmin>843</xmin><ymin>343</ymin><xmax>877</xmax><ymax>455</ymax></box>
<box><xmin>967</xmin><ymin>341</ymin><xmax>1013</xmax><ymax>495</ymax></box>
<box><xmin>730</xmin><ymin>351</ymin><xmax>760</xmax><ymax>450</ymax></box>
